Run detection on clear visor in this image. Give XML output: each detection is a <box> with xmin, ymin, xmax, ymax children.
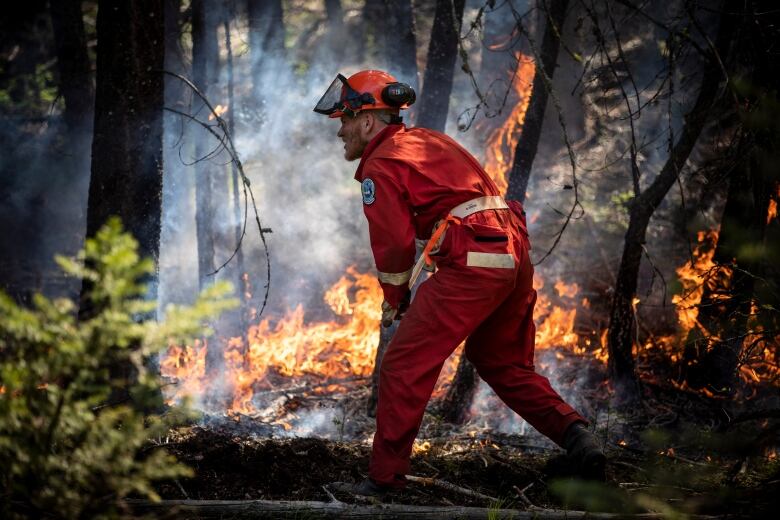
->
<box><xmin>313</xmin><ymin>74</ymin><xmax>349</xmax><ymax>115</ymax></box>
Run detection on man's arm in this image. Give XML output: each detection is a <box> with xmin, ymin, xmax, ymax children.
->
<box><xmin>360</xmin><ymin>165</ymin><xmax>416</xmax><ymax>311</ymax></box>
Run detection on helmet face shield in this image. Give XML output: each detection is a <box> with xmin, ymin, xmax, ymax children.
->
<box><xmin>313</xmin><ymin>74</ymin><xmax>376</xmax><ymax>117</ymax></box>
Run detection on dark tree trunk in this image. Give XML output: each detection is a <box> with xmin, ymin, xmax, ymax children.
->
<box><xmin>607</xmin><ymin>3</ymin><xmax>737</xmax><ymax>399</ymax></box>
<box><xmin>382</xmin><ymin>0</ymin><xmax>418</xmax><ymax>93</ymax></box>
<box><xmin>86</xmin><ymin>0</ymin><xmax>164</xmax><ymax>264</ymax></box>
<box><xmin>82</xmin><ymin>0</ymin><xmax>164</xmax><ymax>409</ymax></box>
<box><xmin>49</xmin><ymin>0</ymin><xmax>93</xmax><ymax>132</ymax></box>
<box><xmin>160</xmin><ymin>0</ymin><xmax>200</xmax><ymax>308</ymax></box>
<box><xmin>680</xmin><ymin>1</ymin><xmax>777</xmax><ymax>393</ymax></box>
<box><xmin>415</xmin><ymin>0</ymin><xmax>466</xmax><ymax>132</ymax></box>
<box><xmin>164</xmin><ymin>0</ymin><xmax>186</xmax><ymax>104</ymax></box>
<box><xmin>439</xmin><ymin>0</ymin><xmax>570</xmax><ymax>425</ymax></box>
<box><xmin>192</xmin><ymin>0</ymin><xmax>220</xmax><ymax>288</ymax></box>
<box><xmin>362</xmin><ymin>0</ymin><xmax>386</xmax><ymax>66</ymax></box>
<box><xmin>438</xmin><ymin>346</ymin><xmax>476</xmax><ymax>423</ymax></box>
<box><xmin>248</xmin><ymin>0</ymin><xmax>286</xmax><ymax>108</ymax></box>
<box><xmin>682</xmin><ymin>153</ymin><xmax>771</xmax><ymax>392</ymax></box>
<box><xmin>505</xmin><ymin>0</ymin><xmax>569</xmax><ymax>203</ymax></box>
<box><xmin>324</xmin><ymin>0</ymin><xmax>343</xmax><ymax>30</ymax></box>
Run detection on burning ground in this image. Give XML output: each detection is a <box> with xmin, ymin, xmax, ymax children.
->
<box><xmin>153</xmin><ymin>245</ymin><xmax>779</xmax><ymax>516</ymax></box>
<box><xmin>149</xmin><ymin>348</ymin><xmax>780</xmax><ymax>517</ymax></box>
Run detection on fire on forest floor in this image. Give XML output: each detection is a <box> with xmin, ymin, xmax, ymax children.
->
<box><xmin>151</xmin><ymin>335</ymin><xmax>780</xmax><ymax>516</ymax></box>
<box><xmin>151</xmin><ymin>371</ymin><xmax>780</xmax><ymax>516</ymax></box>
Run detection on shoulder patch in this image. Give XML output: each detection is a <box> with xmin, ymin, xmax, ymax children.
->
<box><xmin>361</xmin><ymin>178</ymin><xmax>376</xmax><ymax>205</ymax></box>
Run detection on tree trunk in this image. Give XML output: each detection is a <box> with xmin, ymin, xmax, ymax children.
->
<box><xmin>224</xmin><ymin>7</ymin><xmax>249</xmax><ymax>339</ymax></box>
<box><xmin>505</xmin><ymin>0</ymin><xmax>569</xmax><ymax>202</ymax></box>
<box><xmin>324</xmin><ymin>0</ymin><xmax>343</xmax><ymax>30</ymax></box>
<box><xmin>382</xmin><ymin>0</ymin><xmax>418</xmax><ymax>94</ymax></box>
<box><xmin>248</xmin><ymin>0</ymin><xmax>286</xmax><ymax>109</ymax></box>
<box><xmin>438</xmin><ymin>346</ymin><xmax>476</xmax><ymax>423</ymax></box>
<box><xmin>682</xmin><ymin>152</ymin><xmax>771</xmax><ymax>393</ymax></box>
<box><xmin>82</xmin><ymin>0</ymin><xmax>164</xmax><ymax>409</ymax></box>
<box><xmin>681</xmin><ymin>1</ymin><xmax>777</xmax><ymax>393</ymax></box>
<box><xmin>361</xmin><ymin>0</ymin><xmax>386</xmax><ymax>66</ymax></box>
<box><xmin>86</xmin><ymin>0</ymin><xmax>164</xmax><ymax>265</ymax></box>
<box><xmin>192</xmin><ymin>0</ymin><xmax>220</xmax><ymax>288</ymax></box>
<box><xmin>49</xmin><ymin>0</ymin><xmax>93</xmax><ymax>132</ymax></box>
<box><xmin>439</xmin><ymin>0</ymin><xmax>570</xmax><ymax>425</ymax></box>
<box><xmin>606</xmin><ymin>2</ymin><xmax>737</xmax><ymax>398</ymax></box>
<box><xmin>159</xmin><ymin>0</ymin><xmax>198</xmax><ymax>310</ymax></box>
<box><xmin>415</xmin><ymin>0</ymin><xmax>466</xmax><ymax>132</ymax></box>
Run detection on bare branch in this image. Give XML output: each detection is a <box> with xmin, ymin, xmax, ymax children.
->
<box><xmin>161</xmin><ymin>70</ymin><xmax>273</xmax><ymax>320</ymax></box>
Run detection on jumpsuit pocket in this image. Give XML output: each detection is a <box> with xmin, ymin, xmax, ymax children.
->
<box><xmin>463</xmin><ymin>223</ymin><xmax>515</xmax><ymax>270</ymax></box>
<box><xmin>466</xmin><ymin>223</ymin><xmax>511</xmax><ymax>247</ymax></box>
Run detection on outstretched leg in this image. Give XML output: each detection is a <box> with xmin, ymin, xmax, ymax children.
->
<box><xmin>464</xmin><ymin>247</ymin><xmax>585</xmax><ymax>446</ymax></box>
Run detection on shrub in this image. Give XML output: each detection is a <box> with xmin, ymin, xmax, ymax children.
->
<box><xmin>0</xmin><ymin>217</ymin><xmax>237</xmax><ymax>518</ymax></box>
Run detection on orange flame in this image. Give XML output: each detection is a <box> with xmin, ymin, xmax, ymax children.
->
<box><xmin>208</xmin><ymin>104</ymin><xmax>229</xmax><ymax>121</ymax></box>
<box><xmin>671</xmin><ymin>230</ymin><xmax>728</xmax><ymax>335</ymax></box>
<box><xmin>534</xmin><ymin>275</ymin><xmax>580</xmax><ymax>352</ymax></box>
<box><xmin>162</xmin><ymin>267</ymin><xmax>382</xmax><ymax>414</ymax></box>
<box><xmin>483</xmin><ymin>53</ymin><xmax>536</xmax><ymax>194</ymax></box>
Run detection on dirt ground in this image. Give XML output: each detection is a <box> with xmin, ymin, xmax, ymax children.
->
<box><xmin>153</xmin><ymin>397</ymin><xmax>779</xmax><ymax>515</ymax></box>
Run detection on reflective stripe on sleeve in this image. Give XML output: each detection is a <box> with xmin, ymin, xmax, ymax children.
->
<box><xmin>466</xmin><ymin>252</ymin><xmax>515</xmax><ymax>269</ymax></box>
<box><xmin>377</xmin><ymin>268</ymin><xmax>413</xmax><ymax>285</ymax></box>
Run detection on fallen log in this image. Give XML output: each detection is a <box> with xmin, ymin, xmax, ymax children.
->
<box><xmin>126</xmin><ymin>499</ymin><xmax>720</xmax><ymax>519</ymax></box>
<box><xmin>405</xmin><ymin>475</ymin><xmax>497</xmax><ymax>503</ymax></box>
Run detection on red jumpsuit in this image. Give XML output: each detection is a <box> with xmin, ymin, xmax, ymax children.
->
<box><xmin>355</xmin><ymin>124</ymin><xmax>585</xmax><ymax>487</ymax></box>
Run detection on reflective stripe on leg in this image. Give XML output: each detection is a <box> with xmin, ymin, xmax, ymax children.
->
<box><xmin>466</xmin><ymin>252</ymin><xmax>515</xmax><ymax>268</ymax></box>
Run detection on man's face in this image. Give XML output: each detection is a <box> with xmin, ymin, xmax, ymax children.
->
<box><xmin>337</xmin><ymin>113</ymin><xmax>369</xmax><ymax>161</ymax></box>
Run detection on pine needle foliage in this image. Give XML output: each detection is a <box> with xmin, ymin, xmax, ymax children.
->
<box><xmin>0</xmin><ymin>217</ymin><xmax>238</xmax><ymax>519</ymax></box>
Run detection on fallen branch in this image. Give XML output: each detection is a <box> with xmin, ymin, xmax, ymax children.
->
<box><xmin>252</xmin><ymin>376</ymin><xmax>370</xmax><ymax>399</ymax></box>
<box><xmin>405</xmin><ymin>475</ymin><xmax>497</xmax><ymax>503</ymax></box>
<box><xmin>513</xmin><ymin>482</ymin><xmax>539</xmax><ymax>510</ymax></box>
<box><xmin>126</xmin><ymin>499</ymin><xmax>722</xmax><ymax>519</ymax></box>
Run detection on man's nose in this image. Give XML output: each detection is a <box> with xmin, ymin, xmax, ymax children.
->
<box><xmin>337</xmin><ymin>126</ymin><xmax>345</xmax><ymax>138</ymax></box>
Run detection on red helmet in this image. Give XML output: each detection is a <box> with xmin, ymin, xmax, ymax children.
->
<box><xmin>313</xmin><ymin>70</ymin><xmax>416</xmax><ymax>118</ymax></box>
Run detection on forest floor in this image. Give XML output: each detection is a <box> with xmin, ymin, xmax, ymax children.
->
<box><xmin>152</xmin><ymin>350</ymin><xmax>780</xmax><ymax>517</ymax></box>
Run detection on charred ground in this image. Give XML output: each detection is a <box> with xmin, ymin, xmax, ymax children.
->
<box><xmin>152</xmin><ymin>350</ymin><xmax>780</xmax><ymax>517</ymax></box>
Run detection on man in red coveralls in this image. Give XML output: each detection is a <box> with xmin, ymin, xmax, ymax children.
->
<box><xmin>315</xmin><ymin>70</ymin><xmax>605</xmax><ymax>495</ymax></box>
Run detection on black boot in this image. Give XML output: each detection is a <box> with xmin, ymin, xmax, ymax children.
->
<box><xmin>563</xmin><ymin>422</ymin><xmax>606</xmax><ymax>480</ymax></box>
<box><xmin>329</xmin><ymin>478</ymin><xmax>392</xmax><ymax>498</ymax></box>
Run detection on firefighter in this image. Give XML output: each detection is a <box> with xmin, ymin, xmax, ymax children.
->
<box><xmin>315</xmin><ymin>70</ymin><xmax>606</xmax><ymax>495</ymax></box>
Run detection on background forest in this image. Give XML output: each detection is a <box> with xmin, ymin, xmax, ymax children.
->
<box><xmin>1</xmin><ymin>0</ymin><xmax>778</xmax><ymax>518</ymax></box>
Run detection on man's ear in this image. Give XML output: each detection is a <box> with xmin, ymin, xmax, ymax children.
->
<box><xmin>360</xmin><ymin>112</ymin><xmax>375</xmax><ymax>136</ymax></box>
<box><xmin>362</xmin><ymin>112</ymin><xmax>374</xmax><ymax>131</ymax></box>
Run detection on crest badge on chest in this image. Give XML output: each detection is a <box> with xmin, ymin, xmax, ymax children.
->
<box><xmin>362</xmin><ymin>178</ymin><xmax>376</xmax><ymax>205</ymax></box>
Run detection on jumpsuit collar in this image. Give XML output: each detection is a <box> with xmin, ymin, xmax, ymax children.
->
<box><xmin>354</xmin><ymin>124</ymin><xmax>405</xmax><ymax>181</ymax></box>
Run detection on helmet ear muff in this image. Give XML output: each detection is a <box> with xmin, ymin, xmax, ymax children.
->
<box><xmin>381</xmin><ymin>82</ymin><xmax>416</xmax><ymax>108</ymax></box>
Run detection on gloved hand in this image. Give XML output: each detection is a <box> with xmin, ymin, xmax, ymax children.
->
<box><xmin>381</xmin><ymin>291</ymin><xmax>411</xmax><ymax>328</ymax></box>
<box><xmin>381</xmin><ymin>300</ymin><xmax>397</xmax><ymax>328</ymax></box>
